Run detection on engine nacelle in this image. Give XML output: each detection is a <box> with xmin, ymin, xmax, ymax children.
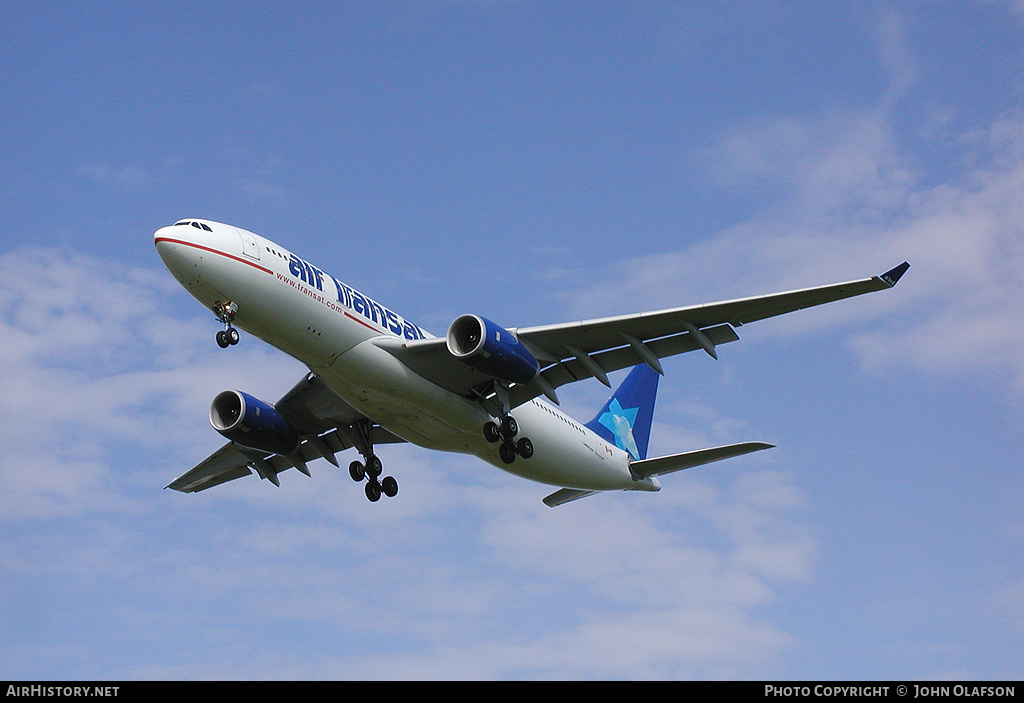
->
<box><xmin>446</xmin><ymin>314</ymin><xmax>539</xmax><ymax>385</ymax></box>
<box><xmin>209</xmin><ymin>390</ymin><xmax>300</xmax><ymax>456</ymax></box>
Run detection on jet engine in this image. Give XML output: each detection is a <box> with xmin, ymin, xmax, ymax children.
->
<box><xmin>209</xmin><ymin>390</ymin><xmax>300</xmax><ymax>455</ymax></box>
<box><xmin>446</xmin><ymin>314</ymin><xmax>539</xmax><ymax>385</ymax></box>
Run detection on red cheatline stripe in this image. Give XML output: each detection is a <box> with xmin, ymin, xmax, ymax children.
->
<box><xmin>154</xmin><ymin>237</ymin><xmax>274</xmax><ymax>275</ymax></box>
<box><xmin>345</xmin><ymin>312</ymin><xmax>384</xmax><ymax>333</ymax></box>
<box><xmin>157</xmin><ymin>236</ymin><xmax>393</xmax><ymax>333</ymax></box>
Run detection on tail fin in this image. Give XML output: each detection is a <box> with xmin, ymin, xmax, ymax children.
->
<box><xmin>584</xmin><ymin>364</ymin><xmax>660</xmax><ymax>461</ymax></box>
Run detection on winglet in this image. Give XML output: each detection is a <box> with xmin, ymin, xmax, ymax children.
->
<box><xmin>878</xmin><ymin>261</ymin><xmax>910</xmax><ymax>287</ymax></box>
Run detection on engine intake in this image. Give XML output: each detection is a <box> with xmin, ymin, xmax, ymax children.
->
<box><xmin>446</xmin><ymin>314</ymin><xmax>539</xmax><ymax>385</ymax></box>
<box><xmin>210</xmin><ymin>390</ymin><xmax>300</xmax><ymax>455</ymax></box>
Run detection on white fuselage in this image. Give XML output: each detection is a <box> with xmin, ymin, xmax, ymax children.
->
<box><xmin>154</xmin><ymin>220</ymin><xmax>643</xmax><ymax>491</ymax></box>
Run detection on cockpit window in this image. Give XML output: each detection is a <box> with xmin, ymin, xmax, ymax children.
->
<box><xmin>175</xmin><ymin>220</ymin><xmax>213</xmax><ymax>231</ymax></box>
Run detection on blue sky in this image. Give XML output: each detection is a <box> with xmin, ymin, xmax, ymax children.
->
<box><xmin>2</xmin><ymin>0</ymin><xmax>1023</xmax><ymax>680</ymax></box>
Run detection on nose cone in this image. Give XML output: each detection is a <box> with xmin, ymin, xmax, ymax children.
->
<box><xmin>153</xmin><ymin>224</ymin><xmax>174</xmax><ymax>250</ymax></box>
<box><xmin>154</xmin><ymin>220</ymin><xmax>205</xmax><ymax>286</ymax></box>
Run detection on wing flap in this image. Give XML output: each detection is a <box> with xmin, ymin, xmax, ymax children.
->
<box><xmin>509</xmin><ymin>323</ymin><xmax>740</xmax><ymax>407</ymax></box>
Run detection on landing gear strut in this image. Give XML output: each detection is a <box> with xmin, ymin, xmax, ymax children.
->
<box><xmin>347</xmin><ymin>420</ymin><xmax>398</xmax><ymax>502</ymax></box>
<box><xmin>213</xmin><ymin>301</ymin><xmax>240</xmax><ymax>348</ymax></box>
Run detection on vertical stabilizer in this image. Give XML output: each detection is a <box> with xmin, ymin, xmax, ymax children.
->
<box><xmin>584</xmin><ymin>364</ymin><xmax>660</xmax><ymax>460</ymax></box>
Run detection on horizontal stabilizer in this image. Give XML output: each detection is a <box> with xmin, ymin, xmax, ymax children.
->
<box><xmin>542</xmin><ymin>441</ymin><xmax>774</xmax><ymax>507</ymax></box>
<box><xmin>543</xmin><ymin>488</ymin><xmax>599</xmax><ymax>507</ymax></box>
<box><xmin>629</xmin><ymin>441</ymin><xmax>775</xmax><ymax>478</ymax></box>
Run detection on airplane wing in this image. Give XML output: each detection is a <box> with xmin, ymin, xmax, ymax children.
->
<box><xmin>380</xmin><ymin>262</ymin><xmax>910</xmax><ymax>407</ymax></box>
<box><xmin>166</xmin><ymin>373</ymin><xmax>406</xmax><ymax>493</ymax></box>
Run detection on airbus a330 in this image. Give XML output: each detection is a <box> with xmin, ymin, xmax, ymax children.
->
<box><xmin>155</xmin><ymin>220</ymin><xmax>907</xmax><ymax>506</ymax></box>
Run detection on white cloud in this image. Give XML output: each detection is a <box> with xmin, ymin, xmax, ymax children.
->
<box><xmin>0</xmin><ymin>247</ymin><xmax>302</xmax><ymax>520</ymax></box>
<box><xmin>80</xmin><ymin>163</ymin><xmax>152</xmax><ymax>191</ymax></box>
<box><xmin>565</xmin><ymin>103</ymin><xmax>1024</xmax><ymax>400</ymax></box>
<box><xmin>989</xmin><ymin>579</ymin><xmax>1024</xmax><ymax>633</ymax></box>
<box><xmin>554</xmin><ymin>2</ymin><xmax>1024</xmax><ymax>402</ymax></box>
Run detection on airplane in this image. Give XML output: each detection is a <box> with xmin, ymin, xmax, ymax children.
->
<box><xmin>154</xmin><ymin>219</ymin><xmax>909</xmax><ymax>506</ymax></box>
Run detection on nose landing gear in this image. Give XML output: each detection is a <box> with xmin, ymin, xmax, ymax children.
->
<box><xmin>213</xmin><ymin>301</ymin><xmax>240</xmax><ymax>348</ymax></box>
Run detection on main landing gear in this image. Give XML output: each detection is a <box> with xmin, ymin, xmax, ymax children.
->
<box><xmin>484</xmin><ymin>414</ymin><xmax>534</xmax><ymax>464</ymax></box>
<box><xmin>213</xmin><ymin>301</ymin><xmax>240</xmax><ymax>348</ymax></box>
<box><xmin>347</xmin><ymin>419</ymin><xmax>398</xmax><ymax>502</ymax></box>
<box><xmin>348</xmin><ymin>456</ymin><xmax>399</xmax><ymax>502</ymax></box>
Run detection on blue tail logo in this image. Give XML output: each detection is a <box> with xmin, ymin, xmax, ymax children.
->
<box><xmin>584</xmin><ymin>364</ymin><xmax>660</xmax><ymax>460</ymax></box>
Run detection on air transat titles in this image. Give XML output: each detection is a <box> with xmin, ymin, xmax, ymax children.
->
<box><xmin>286</xmin><ymin>252</ymin><xmax>427</xmax><ymax>341</ymax></box>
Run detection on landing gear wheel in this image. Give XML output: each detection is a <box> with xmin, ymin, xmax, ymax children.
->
<box><xmin>516</xmin><ymin>437</ymin><xmax>534</xmax><ymax>459</ymax></box>
<box><xmin>212</xmin><ymin>302</ymin><xmax>239</xmax><ymax>348</ymax></box>
<box><xmin>365</xmin><ymin>480</ymin><xmax>382</xmax><ymax>502</ymax></box>
<box><xmin>350</xmin><ymin>453</ymin><xmax>396</xmax><ymax>501</ymax></box>
<box><xmin>499</xmin><ymin>442</ymin><xmax>517</xmax><ymax>464</ymax></box>
<box><xmin>500</xmin><ymin>415</ymin><xmax>519</xmax><ymax>440</ymax></box>
<box><xmin>483</xmin><ymin>421</ymin><xmax>501</xmax><ymax>443</ymax></box>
